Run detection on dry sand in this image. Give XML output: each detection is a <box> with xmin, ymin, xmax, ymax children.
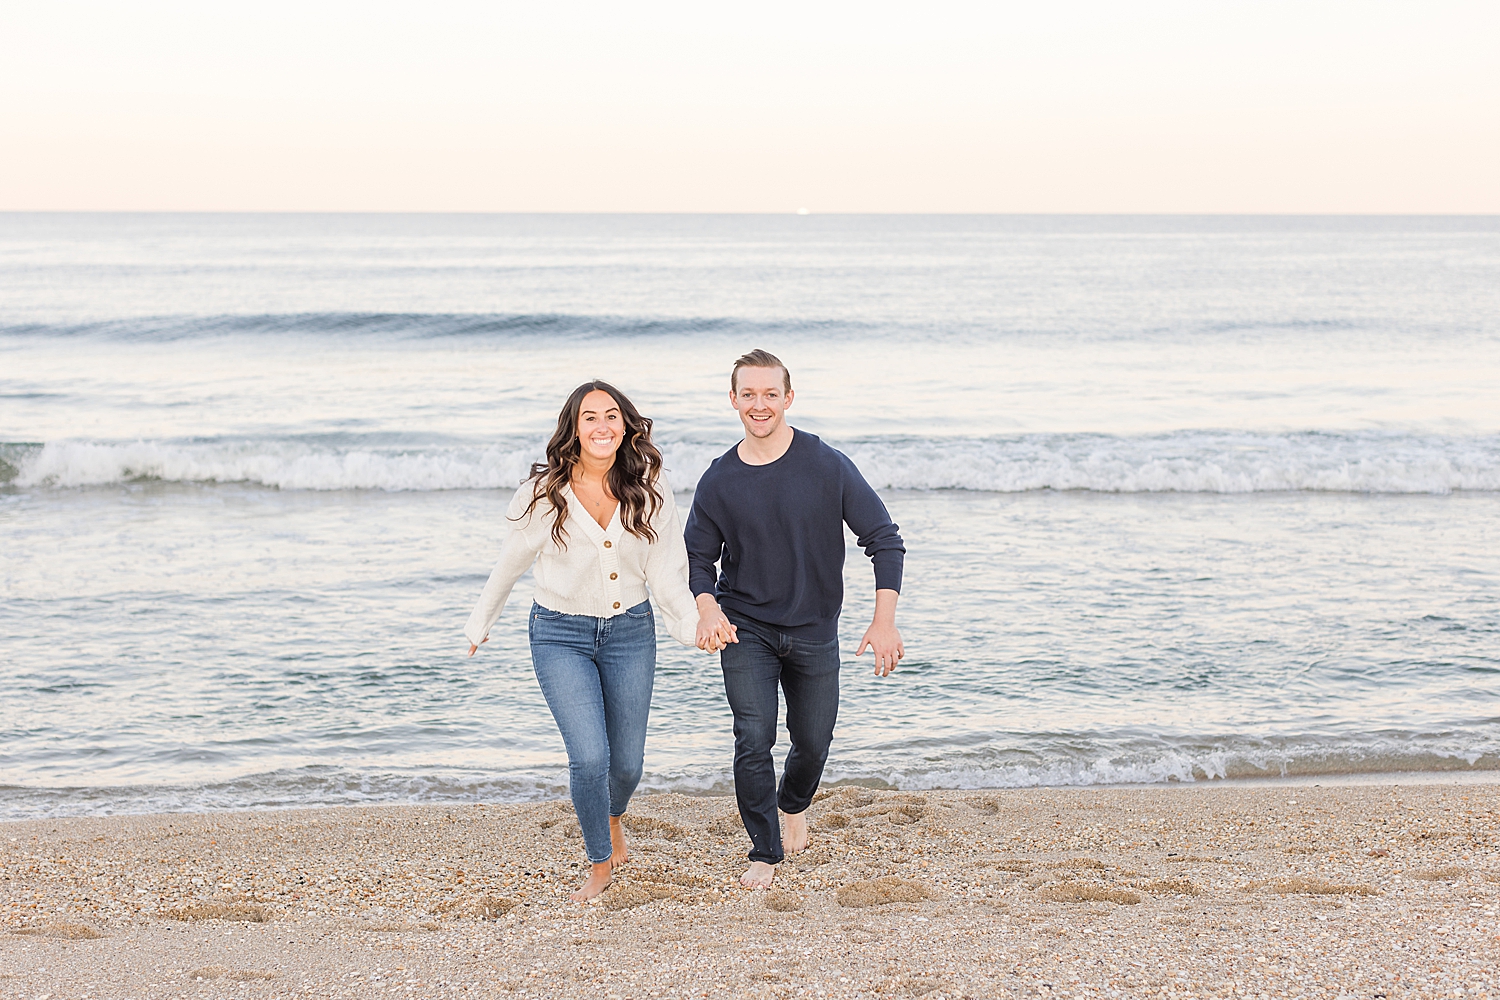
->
<box><xmin>2</xmin><ymin>781</ymin><xmax>1497</xmax><ymax>999</ymax></box>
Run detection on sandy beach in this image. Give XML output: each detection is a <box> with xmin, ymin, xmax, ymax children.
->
<box><xmin>2</xmin><ymin>781</ymin><xmax>1496</xmax><ymax>999</ymax></box>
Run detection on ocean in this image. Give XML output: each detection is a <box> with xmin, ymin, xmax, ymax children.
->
<box><xmin>2</xmin><ymin>213</ymin><xmax>1497</xmax><ymax>820</ymax></box>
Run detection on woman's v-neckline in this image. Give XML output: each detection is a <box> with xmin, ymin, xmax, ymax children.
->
<box><xmin>566</xmin><ymin>482</ymin><xmax>620</xmax><ymax>532</ymax></box>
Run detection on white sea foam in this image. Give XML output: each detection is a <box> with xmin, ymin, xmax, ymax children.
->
<box><xmin>839</xmin><ymin>432</ymin><xmax>1500</xmax><ymax>494</ymax></box>
<box><xmin>827</xmin><ymin>744</ymin><xmax>1500</xmax><ymax>792</ymax></box>
<box><xmin>9</xmin><ymin>431</ymin><xmax>1499</xmax><ymax>494</ymax></box>
<box><xmin>3</xmin><ymin>742</ymin><xmax>1494</xmax><ymax>819</ymax></box>
<box><xmin>8</xmin><ymin>439</ymin><xmax>541</xmax><ymax>492</ymax></box>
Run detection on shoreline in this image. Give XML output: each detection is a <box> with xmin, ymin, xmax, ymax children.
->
<box><xmin>4</xmin><ymin>768</ymin><xmax>1499</xmax><ymax>824</ymax></box>
<box><xmin>3</xmin><ymin>783</ymin><xmax>1496</xmax><ymax>998</ymax></box>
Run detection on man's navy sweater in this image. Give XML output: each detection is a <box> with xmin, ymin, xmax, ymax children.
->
<box><xmin>684</xmin><ymin>429</ymin><xmax>905</xmax><ymax>641</ymax></box>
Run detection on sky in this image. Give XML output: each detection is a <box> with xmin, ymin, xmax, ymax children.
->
<box><xmin>2</xmin><ymin>0</ymin><xmax>1497</xmax><ymax>213</ymax></box>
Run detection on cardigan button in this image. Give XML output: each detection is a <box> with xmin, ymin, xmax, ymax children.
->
<box><xmin>610</xmin><ymin>572</ymin><xmax>618</xmax><ymax>580</ymax></box>
<box><xmin>603</xmin><ymin>540</ymin><xmax>612</xmax><ymax>548</ymax></box>
<box><xmin>613</xmin><ymin>601</ymin><xmax>621</xmax><ymax>609</ymax></box>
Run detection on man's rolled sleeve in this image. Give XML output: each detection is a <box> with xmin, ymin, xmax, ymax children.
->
<box><xmin>869</xmin><ymin>542</ymin><xmax>905</xmax><ymax>594</ymax></box>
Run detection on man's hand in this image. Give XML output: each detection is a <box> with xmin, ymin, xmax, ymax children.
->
<box><xmin>467</xmin><ymin>636</ymin><xmax>489</xmax><ymax>657</ymax></box>
<box><xmin>855</xmin><ymin>588</ymin><xmax>903</xmax><ymax>677</ymax></box>
<box><xmin>695</xmin><ymin>593</ymin><xmax>739</xmax><ymax>652</ymax></box>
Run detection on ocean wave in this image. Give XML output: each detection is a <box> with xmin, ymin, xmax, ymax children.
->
<box><xmin>0</xmin><ymin>767</ymin><xmax>568</xmax><ymax>821</ymax></box>
<box><xmin>827</xmin><ymin>737</ymin><xmax>1499</xmax><ymax>791</ymax></box>
<box><xmin>1</xmin><ymin>740</ymin><xmax>1493</xmax><ymax>820</ymax></box>
<box><xmin>841</xmin><ymin>431</ymin><xmax>1500</xmax><ymax>494</ymax></box>
<box><xmin>1</xmin><ymin>438</ymin><xmax>543</xmax><ymax>492</ymax></box>
<box><xmin>6</xmin><ymin>431</ymin><xmax>1500</xmax><ymax>494</ymax></box>
<box><xmin>0</xmin><ymin>311</ymin><xmax>854</xmax><ymax>343</ymax></box>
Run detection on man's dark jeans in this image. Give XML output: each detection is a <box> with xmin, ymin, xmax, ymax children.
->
<box><xmin>720</xmin><ymin>611</ymin><xmax>841</xmax><ymax>865</ymax></box>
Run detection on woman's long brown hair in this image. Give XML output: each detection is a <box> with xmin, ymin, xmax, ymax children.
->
<box><xmin>516</xmin><ymin>381</ymin><xmax>664</xmax><ymax>548</ymax></box>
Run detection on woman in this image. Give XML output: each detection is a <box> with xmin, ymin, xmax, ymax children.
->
<box><xmin>464</xmin><ymin>381</ymin><xmax>734</xmax><ymax>902</ymax></box>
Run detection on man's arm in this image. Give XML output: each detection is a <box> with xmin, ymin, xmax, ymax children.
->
<box><xmin>840</xmin><ymin>461</ymin><xmax>904</xmax><ymax>593</ymax></box>
<box><xmin>683</xmin><ymin>491</ymin><xmax>737</xmax><ymax>651</ymax></box>
<box><xmin>840</xmin><ymin>455</ymin><xmax>906</xmax><ymax>675</ymax></box>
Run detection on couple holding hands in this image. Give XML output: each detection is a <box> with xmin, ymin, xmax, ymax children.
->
<box><xmin>464</xmin><ymin>350</ymin><xmax>906</xmax><ymax>901</ymax></box>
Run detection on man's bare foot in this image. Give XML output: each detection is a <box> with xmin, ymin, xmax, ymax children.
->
<box><xmin>740</xmin><ymin>861</ymin><xmax>776</xmax><ymax>889</ymax></box>
<box><xmin>782</xmin><ymin>809</ymin><xmax>809</xmax><ymax>855</ymax></box>
<box><xmin>570</xmin><ymin>861</ymin><xmax>613</xmax><ymax>903</ymax></box>
<box><xmin>609</xmin><ymin>815</ymin><xmax>629</xmax><ymax>868</ymax></box>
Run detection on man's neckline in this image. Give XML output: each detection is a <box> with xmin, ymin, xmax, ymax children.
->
<box><xmin>735</xmin><ymin>427</ymin><xmax>799</xmax><ymax>468</ymax></box>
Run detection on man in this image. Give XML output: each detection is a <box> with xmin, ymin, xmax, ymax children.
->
<box><xmin>685</xmin><ymin>349</ymin><xmax>906</xmax><ymax>888</ymax></box>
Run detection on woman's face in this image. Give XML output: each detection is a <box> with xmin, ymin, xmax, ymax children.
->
<box><xmin>575</xmin><ymin>389</ymin><xmax>624</xmax><ymax>463</ymax></box>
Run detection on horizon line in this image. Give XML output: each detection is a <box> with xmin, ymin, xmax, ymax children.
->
<box><xmin>4</xmin><ymin>209</ymin><xmax>1500</xmax><ymax>218</ymax></box>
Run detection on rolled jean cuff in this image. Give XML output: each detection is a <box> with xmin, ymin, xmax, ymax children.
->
<box><xmin>776</xmin><ymin>796</ymin><xmax>813</xmax><ymax>817</ymax></box>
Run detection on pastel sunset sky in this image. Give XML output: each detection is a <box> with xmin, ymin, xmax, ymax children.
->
<box><xmin>3</xmin><ymin>0</ymin><xmax>1496</xmax><ymax>212</ymax></box>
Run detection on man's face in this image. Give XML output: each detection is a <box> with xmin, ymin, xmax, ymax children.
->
<box><xmin>731</xmin><ymin>366</ymin><xmax>793</xmax><ymax>439</ymax></box>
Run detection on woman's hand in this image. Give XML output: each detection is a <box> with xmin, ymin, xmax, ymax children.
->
<box><xmin>467</xmin><ymin>636</ymin><xmax>488</xmax><ymax>657</ymax></box>
<box><xmin>695</xmin><ymin>595</ymin><xmax>738</xmax><ymax>652</ymax></box>
<box><xmin>697</xmin><ymin>614</ymin><xmax>738</xmax><ymax>651</ymax></box>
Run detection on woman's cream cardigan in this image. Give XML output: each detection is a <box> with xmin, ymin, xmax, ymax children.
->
<box><xmin>463</xmin><ymin>476</ymin><xmax>699</xmax><ymax>648</ymax></box>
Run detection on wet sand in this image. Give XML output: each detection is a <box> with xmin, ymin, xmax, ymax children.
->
<box><xmin>2</xmin><ymin>782</ymin><xmax>1496</xmax><ymax>998</ymax></box>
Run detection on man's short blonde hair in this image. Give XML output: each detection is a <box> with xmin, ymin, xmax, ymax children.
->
<box><xmin>731</xmin><ymin>349</ymin><xmax>792</xmax><ymax>394</ymax></box>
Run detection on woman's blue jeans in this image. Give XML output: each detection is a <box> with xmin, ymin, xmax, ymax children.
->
<box><xmin>528</xmin><ymin>600</ymin><xmax>656</xmax><ymax>864</ymax></box>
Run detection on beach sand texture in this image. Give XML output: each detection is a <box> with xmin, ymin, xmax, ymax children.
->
<box><xmin>2</xmin><ymin>784</ymin><xmax>1496</xmax><ymax>998</ymax></box>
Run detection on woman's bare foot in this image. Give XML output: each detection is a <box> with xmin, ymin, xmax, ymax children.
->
<box><xmin>782</xmin><ymin>809</ymin><xmax>809</xmax><ymax>855</ymax></box>
<box><xmin>609</xmin><ymin>815</ymin><xmax>629</xmax><ymax>868</ymax></box>
<box><xmin>570</xmin><ymin>861</ymin><xmax>613</xmax><ymax>903</ymax></box>
<box><xmin>740</xmin><ymin>861</ymin><xmax>776</xmax><ymax>888</ymax></box>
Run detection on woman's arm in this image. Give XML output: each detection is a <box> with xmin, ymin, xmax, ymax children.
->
<box><xmin>463</xmin><ymin>490</ymin><xmax>545</xmax><ymax>653</ymax></box>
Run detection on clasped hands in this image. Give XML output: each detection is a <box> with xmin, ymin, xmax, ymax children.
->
<box><xmin>695</xmin><ymin>594</ymin><xmax>739</xmax><ymax>652</ymax></box>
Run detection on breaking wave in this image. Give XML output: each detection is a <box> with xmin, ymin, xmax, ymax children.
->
<box><xmin>5</xmin><ymin>431</ymin><xmax>1500</xmax><ymax>494</ymax></box>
